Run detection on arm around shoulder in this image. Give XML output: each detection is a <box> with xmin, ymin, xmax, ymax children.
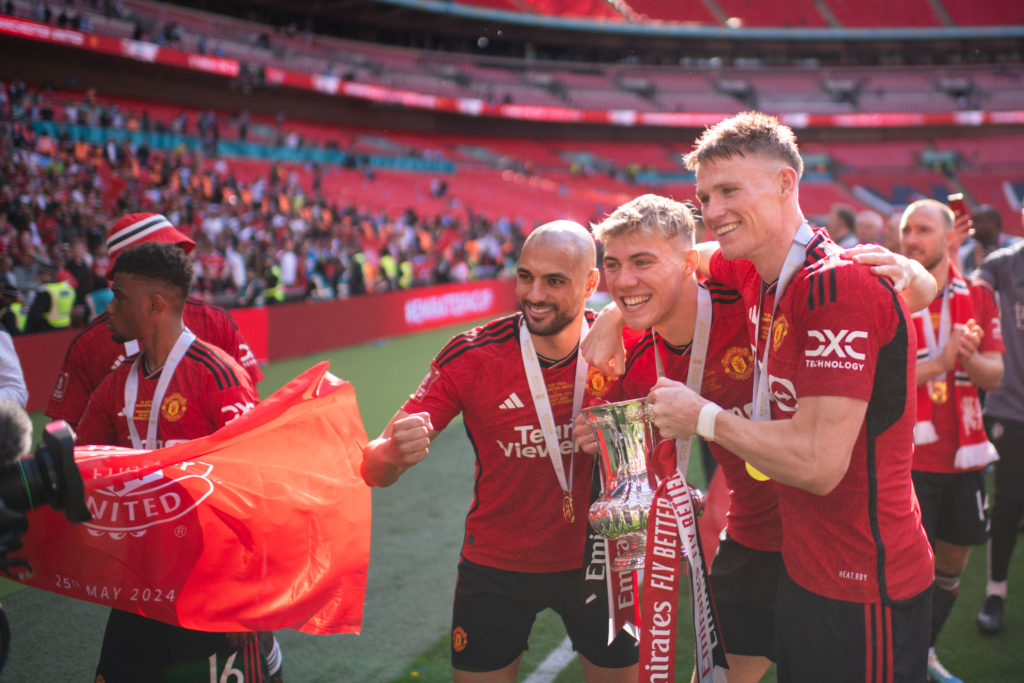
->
<box><xmin>901</xmin><ymin>257</ymin><xmax>938</xmax><ymax>313</ymax></box>
<box><xmin>848</xmin><ymin>245</ymin><xmax>937</xmax><ymax>313</ymax></box>
<box><xmin>580</xmin><ymin>302</ymin><xmax>626</xmax><ymax>377</ymax></box>
<box><xmin>694</xmin><ymin>241</ymin><xmax>719</xmax><ymax>279</ymax></box>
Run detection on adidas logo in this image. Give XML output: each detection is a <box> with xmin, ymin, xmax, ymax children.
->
<box><xmin>499</xmin><ymin>392</ymin><xmax>526</xmax><ymax>410</ymax></box>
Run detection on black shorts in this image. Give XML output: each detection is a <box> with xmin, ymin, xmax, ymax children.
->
<box><xmin>450</xmin><ymin>559</ymin><xmax>639</xmax><ymax>673</ymax></box>
<box><xmin>708</xmin><ymin>533</ymin><xmax>782</xmax><ymax>658</ymax></box>
<box><xmin>774</xmin><ymin>568</ymin><xmax>930</xmax><ymax>683</ymax></box>
<box><xmin>912</xmin><ymin>468</ymin><xmax>989</xmax><ymax>547</ymax></box>
<box><xmin>96</xmin><ymin>609</ymin><xmax>257</xmax><ymax>683</ymax></box>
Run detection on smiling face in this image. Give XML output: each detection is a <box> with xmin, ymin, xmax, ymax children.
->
<box><xmin>515</xmin><ymin>238</ymin><xmax>596</xmax><ymax>340</ymax></box>
<box><xmin>694</xmin><ymin>152</ymin><xmax>793</xmax><ymax>268</ymax></box>
<box><xmin>602</xmin><ymin>230</ymin><xmax>694</xmax><ymax>341</ymax></box>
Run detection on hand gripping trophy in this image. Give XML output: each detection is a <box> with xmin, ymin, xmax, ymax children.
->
<box><xmin>583</xmin><ymin>398</ymin><xmax>704</xmax><ymax>571</ymax></box>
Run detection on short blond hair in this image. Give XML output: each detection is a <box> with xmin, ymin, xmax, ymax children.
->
<box><xmin>684</xmin><ymin>111</ymin><xmax>803</xmax><ymax>179</ymax></box>
<box><xmin>592</xmin><ymin>194</ymin><xmax>695</xmax><ymax>245</ymax></box>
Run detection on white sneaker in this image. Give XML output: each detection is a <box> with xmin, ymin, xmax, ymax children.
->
<box><xmin>927</xmin><ymin>648</ymin><xmax>964</xmax><ymax>683</ymax></box>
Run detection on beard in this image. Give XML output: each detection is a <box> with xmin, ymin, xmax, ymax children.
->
<box><xmin>921</xmin><ymin>252</ymin><xmax>945</xmax><ymax>273</ymax></box>
<box><xmin>519</xmin><ymin>300</ymin><xmax>577</xmax><ymax>338</ymax></box>
<box><xmin>905</xmin><ymin>247</ymin><xmax>944</xmax><ymax>274</ymax></box>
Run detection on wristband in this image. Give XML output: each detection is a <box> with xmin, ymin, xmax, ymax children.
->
<box><xmin>696</xmin><ymin>402</ymin><xmax>723</xmax><ymax>442</ymax></box>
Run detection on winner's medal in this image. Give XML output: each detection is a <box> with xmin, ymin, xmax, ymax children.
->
<box><xmin>746</xmin><ymin>462</ymin><xmax>771</xmax><ymax>481</ymax></box>
<box><xmin>919</xmin><ymin>275</ymin><xmax>953</xmax><ymax>407</ymax></box>
<box><xmin>749</xmin><ymin>222</ymin><xmax>815</xmax><ymax>481</ymax></box>
<box><xmin>519</xmin><ymin>318</ymin><xmax>589</xmax><ymax>526</ymax></box>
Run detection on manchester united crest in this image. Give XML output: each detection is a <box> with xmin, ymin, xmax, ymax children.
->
<box><xmin>772</xmin><ymin>315</ymin><xmax>790</xmax><ymax>351</ymax></box>
<box><xmin>721</xmin><ymin>346</ymin><xmax>754</xmax><ymax>380</ymax></box>
<box><xmin>452</xmin><ymin>626</ymin><xmax>468</xmax><ymax>652</ymax></box>
<box><xmin>161</xmin><ymin>392</ymin><xmax>188</xmax><ymax>422</ymax></box>
<box><xmin>585</xmin><ymin>365</ymin><xmax>614</xmax><ymax>399</ymax></box>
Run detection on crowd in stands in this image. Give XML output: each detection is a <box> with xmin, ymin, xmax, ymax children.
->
<box><xmin>3</xmin><ymin>74</ymin><xmax>1016</xmax><ymax>339</ymax></box>
<box><xmin>0</xmin><ymin>81</ymin><xmax>528</xmax><ymax>336</ymax></box>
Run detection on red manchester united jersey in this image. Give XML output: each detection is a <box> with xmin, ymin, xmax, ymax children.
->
<box><xmin>403</xmin><ymin>311</ymin><xmax>597</xmax><ymax>573</ymax></box>
<box><xmin>714</xmin><ymin>230</ymin><xmax>932</xmax><ymax>604</ymax></box>
<box><xmin>913</xmin><ymin>281</ymin><xmax>1004</xmax><ymax>473</ymax></box>
<box><xmin>604</xmin><ymin>282</ymin><xmax>780</xmax><ymax>553</ymax></box>
<box><xmin>76</xmin><ymin>339</ymin><xmax>258</xmax><ymax>449</ymax></box>
<box><xmin>47</xmin><ymin>297</ymin><xmax>263</xmax><ymax>429</ymax></box>
<box><xmin>709</xmin><ymin>251</ymin><xmax>773</xmax><ymax>359</ymax></box>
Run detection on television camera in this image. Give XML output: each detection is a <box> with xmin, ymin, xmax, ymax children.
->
<box><xmin>0</xmin><ymin>401</ymin><xmax>90</xmax><ymax>673</ymax></box>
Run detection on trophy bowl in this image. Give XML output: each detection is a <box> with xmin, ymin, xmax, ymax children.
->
<box><xmin>583</xmin><ymin>398</ymin><xmax>657</xmax><ymax>572</ymax></box>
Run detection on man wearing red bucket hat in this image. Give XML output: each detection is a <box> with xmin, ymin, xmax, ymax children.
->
<box><xmin>45</xmin><ymin>213</ymin><xmax>263</xmax><ymax>429</ymax></box>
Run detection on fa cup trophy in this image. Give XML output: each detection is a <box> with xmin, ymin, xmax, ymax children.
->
<box><xmin>583</xmin><ymin>398</ymin><xmax>657</xmax><ymax>572</ymax></box>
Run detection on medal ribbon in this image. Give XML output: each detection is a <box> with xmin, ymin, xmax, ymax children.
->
<box><xmin>520</xmin><ymin>317</ymin><xmax>589</xmax><ymax>521</ymax></box>
<box><xmin>124</xmin><ymin>328</ymin><xmax>197</xmax><ymax>449</ymax></box>
<box><xmin>914</xmin><ymin>275</ymin><xmax>952</xmax><ymax>402</ymax></box>
<box><xmin>642</xmin><ymin>285</ymin><xmax>724</xmax><ymax>683</ymax></box>
<box><xmin>748</xmin><ymin>222</ymin><xmax>813</xmax><ymax>479</ymax></box>
<box><xmin>653</xmin><ymin>285</ymin><xmax>713</xmax><ymax>475</ymax></box>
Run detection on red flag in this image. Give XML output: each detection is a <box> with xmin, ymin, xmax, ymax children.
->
<box><xmin>15</xmin><ymin>363</ymin><xmax>371</xmax><ymax>636</ymax></box>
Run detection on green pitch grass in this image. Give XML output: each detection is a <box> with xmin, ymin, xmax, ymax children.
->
<box><xmin>2</xmin><ymin>319</ymin><xmax>1022</xmax><ymax>681</ymax></box>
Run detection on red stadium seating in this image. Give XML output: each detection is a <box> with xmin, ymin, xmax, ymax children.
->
<box><xmin>625</xmin><ymin>0</ymin><xmax>719</xmax><ymax>24</ymax></box>
<box><xmin>811</xmin><ymin>140</ymin><xmax>925</xmax><ymax>171</ymax></box>
<box><xmin>797</xmin><ymin>181</ymin><xmax>867</xmax><ymax>216</ymax></box>
<box><xmin>549</xmin><ymin>140</ymin><xmax>681</xmax><ymax>172</ymax></box>
<box><xmin>11</xmin><ymin>0</ymin><xmax>1024</xmax><ymax>241</ymax></box>
<box><xmin>716</xmin><ymin>0</ymin><xmax>828</xmax><ymax>28</ymax></box>
<box><xmin>522</xmin><ymin>0</ymin><xmax>623</xmax><ymax>21</ymax></box>
<box><xmin>824</xmin><ymin>0</ymin><xmax>942</xmax><ymax>28</ymax></box>
<box><xmin>18</xmin><ymin>0</ymin><xmax>1012</xmax><ymax>117</ymax></box>
<box><xmin>452</xmin><ymin>0</ymin><xmax>524</xmax><ymax>11</ymax></box>
<box><xmin>941</xmin><ymin>0</ymin><xmax>1024</xmax><ymax>27</ymax></box>
<box><xmin>937</xmin><ymin>134</ymin><xmax>1024</xmax><ymax>168</ymax></box>
<box><xmin>444</xmin><ymin>0</ymin><xmax>1024</xmax><ymax>27</ymax></box>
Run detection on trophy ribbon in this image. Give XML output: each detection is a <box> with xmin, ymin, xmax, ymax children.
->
<box><xmin>749</xmin><ymin>221</ymin><xmax>814</xmax><ymax>480</ymax></box>
<box><xmin>641</xmin><ymin>472</ymin><xmax>726</xmax><ymax>683</ymax></box>
<box><xmin>641</xmin><ymin>286</ymin><xmax>725</xmax><ymax>683</ymax></box>
<box><xmin>597</xmin><ymin>535</ymin><xmax>639</xmax><ymax>646</ymax></box>
<box><xmin>519</xmin><ymin>318</ymin><xmax>589</xmax><ymax>524</ymax></box>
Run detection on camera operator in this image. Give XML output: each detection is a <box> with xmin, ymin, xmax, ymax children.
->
<box><xmin>0</xmin><ymin>399</ymin><xmax>32</xmax><ymax>483</ymax></box>
<box><xmin>0</xmin><ymin>398</ymin><xmax>31</xmax><ymax>675</ymax></box>
<box><xmin>0</xmin><ymin>331</ymin><xmax>27</xmax><ymax>409</ymax></box>
<box><xmin>0</xmin><ymin>398</ymin><xmax>89</xmax><ymax>675</ymax></box>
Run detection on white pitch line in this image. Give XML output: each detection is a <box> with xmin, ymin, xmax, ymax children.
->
<box><xmin>523</xmin><ymin>636</ymin><xmax>575</xmax><ymax>683</ymax></box>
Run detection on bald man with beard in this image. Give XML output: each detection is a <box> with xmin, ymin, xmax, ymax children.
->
<box><xmin>362</xmin><ymin>221</ymin><xmax>639</xmax><ymax>682</ymax></box>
